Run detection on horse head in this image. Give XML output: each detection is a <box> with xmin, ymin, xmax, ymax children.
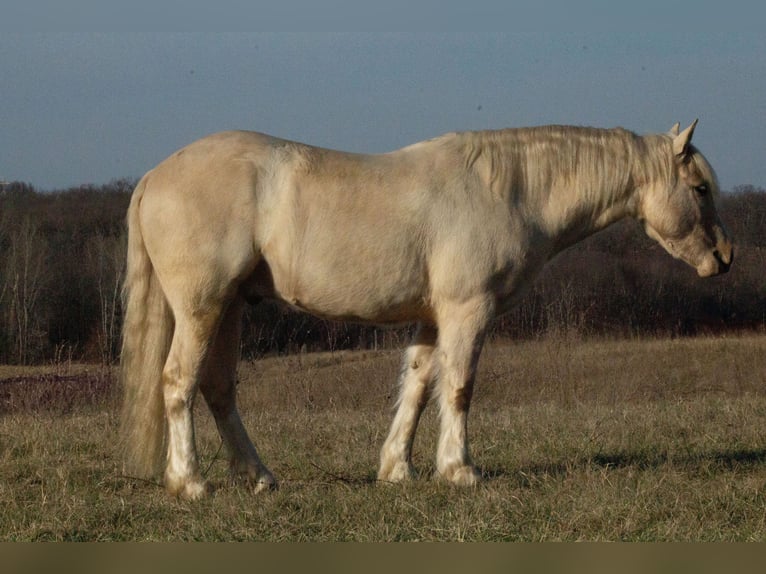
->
<box><xmin>638</xmin><ymin>120</ymin><xmax>733</xmax><ymax>277</ymax></box>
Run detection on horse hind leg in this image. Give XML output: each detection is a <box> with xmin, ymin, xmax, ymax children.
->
<box><xmin>200</xmin><ymin>296</ymin><xmax>276</xmax><ymax>492</ymax></box>
<box><xmin>378</xmin><ymin>323</ymin><xmax>438</xmax><ymax>482</ymax></box>
<box><xmin>161</xmin><ymin>305</ymin><xmax>224</xmax><ymax>500</ymax></box>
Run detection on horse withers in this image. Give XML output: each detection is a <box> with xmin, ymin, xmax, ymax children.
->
<box><xmin>120</xmin><ymin>121</ymin><xmax>732</xmax><ymax>499</ymax></box>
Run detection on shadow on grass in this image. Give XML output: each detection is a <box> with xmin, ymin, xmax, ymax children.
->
<box><xmin>480</xmin><ymin>447</ymin><xmax>766</xmax><ymax>486</ymax></box>
<box><xmin>589</xmin><ymin>448</ymin><xmax>766</xmax><ymax>471</ymax></box>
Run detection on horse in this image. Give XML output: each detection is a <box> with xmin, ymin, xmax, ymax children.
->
<box><xmin>119</xmin><ymin>120</ymin><xmax>732</xmax><ymax>499</ymax></box>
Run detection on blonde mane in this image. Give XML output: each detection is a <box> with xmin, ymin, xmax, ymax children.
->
<box><xmin>449</xmin><ymin>126</ymin><xmax>677</xmax><ymax>203</ymax></box>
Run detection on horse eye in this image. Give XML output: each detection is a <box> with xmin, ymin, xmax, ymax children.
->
<box><xmin>694</xmin><ymin>184</ymin><xmax>709</xmax><ymax>196</ymax></box>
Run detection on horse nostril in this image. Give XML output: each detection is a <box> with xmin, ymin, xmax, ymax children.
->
<box><xmin>715</xmin><ymin>248</ymin><xmax>733</xmax><ymax>273</ymax></box>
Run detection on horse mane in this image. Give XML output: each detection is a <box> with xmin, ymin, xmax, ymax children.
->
<box><xmin>444</xmin><ymin>125</ymin><xmax>680</xmax><ymax>205</ymax></box>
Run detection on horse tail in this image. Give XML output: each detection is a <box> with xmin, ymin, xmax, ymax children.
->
<box><xmin>119</xmin><ymin>174</ymin><xmax>173</xmax><ymax>479</ymax></box>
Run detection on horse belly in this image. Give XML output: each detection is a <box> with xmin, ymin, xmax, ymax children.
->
<box><xmin>261</xmin><ymin>240</ymin><xmax>431</xmax><ymax>325</ymax></box>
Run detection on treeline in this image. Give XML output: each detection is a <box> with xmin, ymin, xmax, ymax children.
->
<box><xmin>0</xmin><ymin>181</ymin><xmax>764</xmax><ymax>364</ymax></box>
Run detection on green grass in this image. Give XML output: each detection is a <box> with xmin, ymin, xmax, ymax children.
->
<box><xmin>1</xmin><ymin>334</ymin><xmax>766</xmax><ymax>541</ymax></box>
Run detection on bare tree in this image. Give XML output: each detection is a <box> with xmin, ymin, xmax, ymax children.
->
<box><xmin>4</xmin><ymin>218</ymin><xmax>47</xmax><ymax>364</ymax></box>
<box><xmin>85</xmin><ymin>230</ymin><xmax>126</xmax><ymax>365</ymax></box>
<box><xmin>0</xmin><ymin>209</ymin><xmax>10</xmax><ymax>360</ymax></box>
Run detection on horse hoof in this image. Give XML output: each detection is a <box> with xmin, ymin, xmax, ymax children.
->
<box><xmin>231</xmin><ymin>465</ymin><xmax>278</xmax><ymax>493</ymax></box>
<box><xmin>167</xmin><ymin>477</ymin><xmax>211</xmax><ymax>500</ymax></box>
<box><xmin>377</xmin><ymin>461</ymin><xmax>416</xmax><ymax>484</ymax></box>
<box><xmin>436</xmin><ymin>464</ymin><xmax>481</xmax><ymax>487</ymax></box>
<box><xmin>251</xmin><ymin>472</ymin><xmax>278</xmax><ymax>493</ymax></box>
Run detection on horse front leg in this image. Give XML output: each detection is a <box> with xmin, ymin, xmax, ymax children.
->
<box><xmin>378</xmin><ymin>323</ymin><xmax>438</xmax><ymax>482</ymax></box>
<box><xmin>433</xmin><ymin>296</ymin><xmax>493</xmax><ymax>486</ymax></box>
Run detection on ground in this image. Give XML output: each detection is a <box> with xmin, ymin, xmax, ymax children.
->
<box><xmin>1</xmin><ymin>333</ymin><xmax>765</xmax><ymax>541</ymax></box>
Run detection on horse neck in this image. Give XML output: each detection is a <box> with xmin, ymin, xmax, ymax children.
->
<box><xmin>511</xmin><ymin>129</ymin><xmax>664</xmax><ymax>252</ymax></box>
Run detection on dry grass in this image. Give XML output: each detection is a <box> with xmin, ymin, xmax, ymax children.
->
<box><xmin>1</xmin><ymin>334</ymin><xmax>766</xmax><ymax>541</ymax></box>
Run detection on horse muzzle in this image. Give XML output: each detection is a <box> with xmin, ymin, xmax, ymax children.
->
<box><xmin>697</xmin><ymin>240</ymin><xmax>734</xmax><ymax>277</ymax></box>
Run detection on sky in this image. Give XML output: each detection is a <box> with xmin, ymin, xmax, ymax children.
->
<box><xmin>1</xmin><ymin>32</ymin><xmax>765</xmax><ymax>192</ymax></box>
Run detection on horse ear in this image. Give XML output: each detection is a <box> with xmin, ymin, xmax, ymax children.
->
<box><xmin>672</xmin><ymin>119</ymin><xmax>698</xmax><ymax>158</ymax></box>
<box><xmin>669</xmin><ymin>122</ymin><xmax>680</xmax><ymax>136</ymax></box>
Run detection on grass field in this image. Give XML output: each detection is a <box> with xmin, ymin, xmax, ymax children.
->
<box><xmin>1</xmin><ymin>333</ymin><xmax>766</xmax><ymax>541</ymax></box>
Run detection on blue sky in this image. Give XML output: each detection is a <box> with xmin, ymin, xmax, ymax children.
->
<box><xmin>1</xmin><ymin>33</ymin><xmax>764</xmax><ymax>191</ymax></box>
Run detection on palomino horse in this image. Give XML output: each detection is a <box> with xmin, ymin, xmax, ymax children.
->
<box><xmin>120</xmin><ymin>121</ymin><xmax>732</xmax><ymax>499</ymax></box>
